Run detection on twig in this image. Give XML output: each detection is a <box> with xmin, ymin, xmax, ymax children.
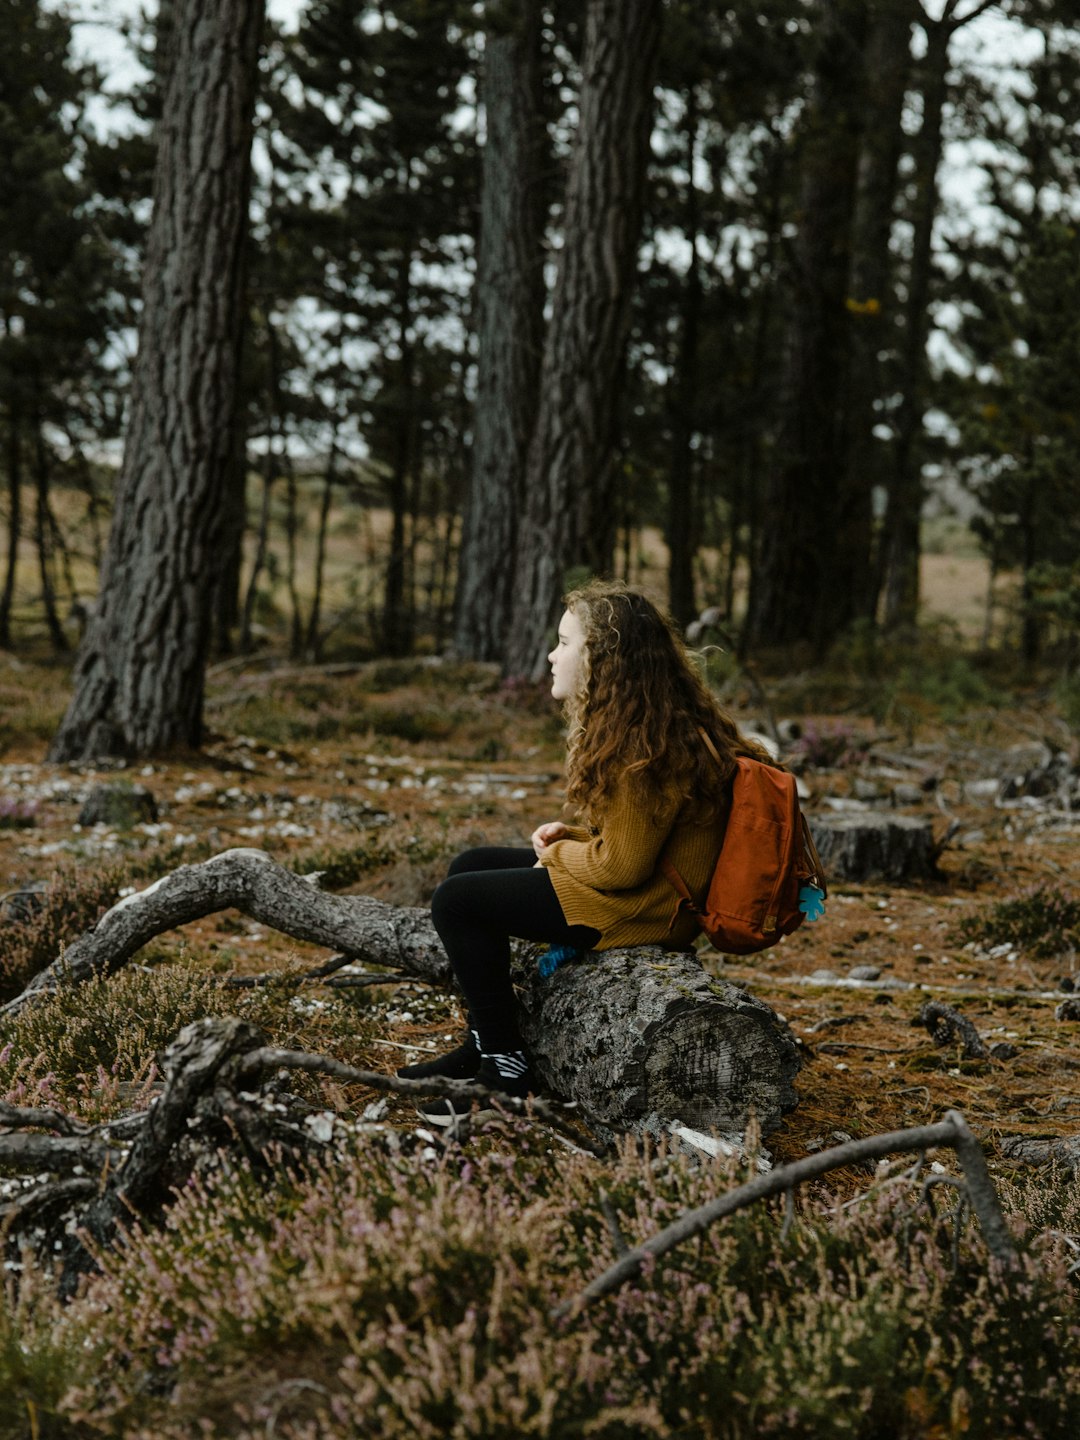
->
<box><xmin>324</xmin><ymin>974</ymin><xmax>412</xmax><ymax>990</ymax></box>
<box><xmin>598</xmin><ymin>1189</ymin><xmax>630</xmax><ymax>1258</ymax></box>
<box><xmin>779</xmin><ymin>1186</ymin><xmax>796</xmax><ymax>1243</ymax></box>
<box><xmin>552</xmin><ymin>1110</ymin><xmax>1015</xmax><ymax>1320</ymax></box>
<box><xmin>233</xmin><ymin>1046</ymin><xmax>608</xmax><ymax>1158</ymax></box>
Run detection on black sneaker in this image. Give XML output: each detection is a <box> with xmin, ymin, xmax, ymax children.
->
<box><xmin>396</xmin><ymin>1030</ymin><xmax>480</xmax><ymax>1081</ymax></box>
<box><xmin>415</xmin><ymin>1057</ymin><xmax>532</xmax><ymax>1129</ymax></box>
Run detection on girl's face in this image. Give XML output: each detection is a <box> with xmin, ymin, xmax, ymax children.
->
<box><xmin>548</xmin><ymin>609</ymin><xmax>587</xmax><ymax>702</ymax></box>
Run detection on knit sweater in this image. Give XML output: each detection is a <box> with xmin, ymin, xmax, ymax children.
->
<box><xmin>538</xmin><ymin>774</ymin><xmax>727</xmax><ymax>950</ymax></box>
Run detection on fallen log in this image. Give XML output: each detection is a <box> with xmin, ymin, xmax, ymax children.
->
<box><xmin>3</xmin><ymin>848</ymin><xmax>802</xmax><ymax>1140</ymax></box>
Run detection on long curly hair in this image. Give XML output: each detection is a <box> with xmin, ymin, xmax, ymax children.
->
<box><xmin>560</xmin><ymin>579</ymin><xmax>775</xmax><ymax>821</ymax></box>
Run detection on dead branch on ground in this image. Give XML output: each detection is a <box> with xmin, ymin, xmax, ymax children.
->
<box><xmin>553</xmin><ymin>1109</ymin><xmax>1016</xmax><ymax>1319</ymax></box>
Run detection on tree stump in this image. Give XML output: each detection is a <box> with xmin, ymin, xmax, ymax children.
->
<box><xmin>3</xmin><ymin>849</ymin><xmax>802</xmax><ymax>1140</ymax></box>
<box><xmin>808</xmin><ymin>813</ymin><xmax>938</xmax><ymax>882</ymax></box>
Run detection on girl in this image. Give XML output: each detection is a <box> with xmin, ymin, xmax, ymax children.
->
<box><xmin>403</xmin><ymin>579</ymin><xmax>774</xmax><ymax>1124</ymax></box>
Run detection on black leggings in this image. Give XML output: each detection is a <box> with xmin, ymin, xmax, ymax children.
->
<box><xmin>430</xmin><ymin>847</ymin><xmax>600</xmax><ymax>1054</ymax></box>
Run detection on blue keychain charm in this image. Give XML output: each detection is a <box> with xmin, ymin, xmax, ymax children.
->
<box><xmin>798</xmin><ymin>884</ymin><xmax>826</xmax><ymax>923</ymax></box>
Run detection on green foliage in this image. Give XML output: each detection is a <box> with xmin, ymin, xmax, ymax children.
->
<box><xmin>1055</xmin><ymin>672</ymin><xmax>1080</xmax><ymax>733</ymax></box>
<box><xmin>287</xmin><ymin>840</ymin><xmax>399</xmax><ymax>890</ymax></box>
<box><xmin>955</xmin><ymin>885</ymin><xmax>1080</xmax><ymax>961</ymax></box>
<box><xmin>5</xmin><ymin>1134</ymin><xmax>1077</xmax><ymax>1438</ymax></box>
<box><xmin>1025</xmin><ymin>561</ymin><xmax>1080</xmax><ymax>668</ymax></box>
<box><xmin>784</xmin><ymin>621</ymin><xmax>1000</xmax><ymax>726</ymax></box>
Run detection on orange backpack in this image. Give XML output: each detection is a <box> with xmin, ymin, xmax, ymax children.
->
<box><xmin>660</xmin><ymin>736</ymin><xmax>827</xmax><ymax>955</ymax></box>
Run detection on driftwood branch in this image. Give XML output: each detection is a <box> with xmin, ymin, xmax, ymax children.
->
<box><xmin>553</xmin><ymin>1109</ymin><xmax>1016</xmax><ymax>1319</ymax></box>
<box><xmin>0</xmin><ymin>1016</ymin><xmax>605</xmax><ymax>1297</ymax></box>
<box><xmin>3</xmin><ymin>848</ymin><xmax>803</xmax><ymax>1141</ymax></box>
<box><xmin>1</xmin><ymin>848</ymin><xmax>453</xmax><ymax>1019</ymax></box>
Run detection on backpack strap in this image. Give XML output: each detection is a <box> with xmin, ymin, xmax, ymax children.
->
<box><xmin>697</xmin><ymin>727</ymin><xmax>724</xmax><ymax>769</ymax></box>
<box><xmin>659</xmin><ymin>855</ymin><xmax>697</xmax><ymax>931</ymax></box>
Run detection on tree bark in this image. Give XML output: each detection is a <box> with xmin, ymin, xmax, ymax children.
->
<box><xmin>3</xmin><ymin>848</ymin><xmax>802</xmax><ymax>1140</ymax></box>
<box><xmin>49</xmin><ymin>0</ymin><xmax>264</xmax><ymax>759</ymax></box>
<box><xmin>665</xmin><ymin>86</ymin><xmax>702</xmax><ymax>631</ymax></box>
<box><xmin>743</xmin><ymin>0</ymin><xmax>869</xmax><ymax>654</ymax></box>
<box><xmin>880</xmin><ymin>0</ymin><xmax>998</xmax><ymax>627</ymax></box>
<box><xmin>842</xmin><ymin>0</ymin><xmax>915</xmax><ymax>624</ymax></box>
<box><xmin>453</xmin><ymin>0</ymin><xmax>546</xmax><ymax>662</ymax></box>
<box><xmin>0</xmin><ymin>391</ymin><xmax>21</xmax><ymax>649</ymax></box>
<box><xmin>503</xmin><ymin>0</ymin><xmax>663</xmax><ymax>680</ymax></box>
<box><xmin>809</xmin><ymin>812</ymin><xmax>938</xmax><ymax>882</ymax></box>
<box><xmin>880</xmin><ymin>9</ymin><xmax>950</xmax><ymax>629</ymax></box>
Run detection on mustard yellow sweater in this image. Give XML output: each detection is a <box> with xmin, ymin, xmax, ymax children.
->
<box><xmin>538</xmin><ymin>776</ymin><xmax>724</xmax><ymax>950</ymax></box>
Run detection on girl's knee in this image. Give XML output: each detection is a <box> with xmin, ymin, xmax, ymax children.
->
<box><xmin>431</xmin><ymin>871</ymin><xmax>476</xmax><ymax>930</ymax></box>
<box><xmin>446</xmin><ymin>847</ymin><xmax>490</xmax><ymax>878</ymax></box>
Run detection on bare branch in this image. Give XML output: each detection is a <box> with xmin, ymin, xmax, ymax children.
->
<box><xmin>234</xmin><ymin>1045</ymin><xmax>608</xmax><ymax>1157</ymax></box>
<box><xmin>0</xmin><ymin>848</ymin><xmax>452</xmax><ymax>1019</ymax></box>
<box><xmin>553</xmin><ymin>1113</ymin><xmax>1016</xmax><ymax>1319</ymax></box>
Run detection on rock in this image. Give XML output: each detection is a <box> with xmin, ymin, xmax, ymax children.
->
<box><xmin>848</xmin><ymin>965</ymin><xmax>881</xmax><ymax>982</ymax></box>
<box><xmin>963</xmin><ymin>779</ymin><xmax>1001</xmax><ymax>804</ymax></box>
<box><xmin>890</xmin><ymin>783</ymin><xmax>925</xmax><ymax>807</ymax></box>
<box><xmin>78</xmin><ymin>783</ymin><xmax>158</xmax><ymax>829</ymax></box>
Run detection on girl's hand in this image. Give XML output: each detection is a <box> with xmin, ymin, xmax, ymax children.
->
<box><xmin>531</xmin><ymin>821</ymin><xmax>569</xmax><ymax>859</ymax></box>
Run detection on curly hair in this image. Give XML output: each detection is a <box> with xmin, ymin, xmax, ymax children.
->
<box><xmin>560</xmin><ymin>579</ymin><xmax>775</xmax><ymax>821</ymax></box>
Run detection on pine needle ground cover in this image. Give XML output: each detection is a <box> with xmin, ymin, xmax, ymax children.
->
<box><xmin>0</xmin><ymin>653</ymin><xmax>1079</xmax><ymax>1437</ymax></box>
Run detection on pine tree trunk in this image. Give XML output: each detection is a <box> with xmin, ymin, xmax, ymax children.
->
<box><xmin>453</xmin><ymin>0</ymin><xmax>546</xmax><ymax>662</ymax></box>
<box><xmin>666</xmin><ymin>87</ymin><xmax>702</xmax><ymax>631</ymax></box>
<box><xmin>304</xmin><ymin>440</ymin><xmax>338</xmax><ymax>661</ymax></box>
<box><xmin>842</xmin><ymin>0</ymin><xmax>914</xmax><ymax>625</ymax></box>
<box><xmin>212</xmin><ymin>409</ymin><xmax>248</xmax><ymax>656</ymax></box>
<box><xmin>49</xmin><ymin>0</ymin><xmax>263</xmax><ymax>759</ymax></box>
<box><xmin>503</xmin><ymin>0</ymin><xmax>663</xmax><ymax>680</ymax></box>
<box><xmin>382</xmin><ymin>297</ymin><xmax>415</xmax><ymax>659</ymax></box>
<box><xmin>744</xmin><ymin>0</ymin><xmax>868</xmax><ymax>653</ymax></box>
<box><xmin>881</xmin><ymin>14</ymin><xmax>950</xmax><ymax>630</ymax></box>
<box><xmin>0</xmin><ymin>399</ymin><xmax>21</xmax><ymax>649</ymax></box>
<box><xmin>33</xmin><ymin>419</ymin><xmax>68</xmax><ymax>651</ymax></box>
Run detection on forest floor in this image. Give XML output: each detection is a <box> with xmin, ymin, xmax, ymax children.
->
<box><xmin>1</xmin><ymin>644</ymin><xmax>1078</xmax><ymax>1186</ymax></box>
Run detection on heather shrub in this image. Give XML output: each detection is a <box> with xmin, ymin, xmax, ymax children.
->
<box><xmin>32</xmin><ymin>1133</ymin><xmax>1080</xmax><ymax>1439</ymax></box>
<box><xmin>956</xmin><ymin>884</ymin><xmax>1080</xmax><ymax>960</ymax></box>
<box><xmin>0</xmin><ymin>1266</ymin><xmax>101</xmax><ymax>1440</ymax></box>
<box><xmin>788</xmin><ymin>722</ymin><xmax>872</xmax><ymax>771</ymax></box>
<box><xmin>0</xmin><ymin>851</ymin><xmax>219</xmax><ymax>1004</ymax></box>
<box><xmin>0</xmin><ymin>862</ymin><xmax>134</xmax><ymax>1002</ymax></box>
<box><xmin>0</xmin><ymin>960</ymin><xmax>381</xmax><ymax>1119</ymax></box>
